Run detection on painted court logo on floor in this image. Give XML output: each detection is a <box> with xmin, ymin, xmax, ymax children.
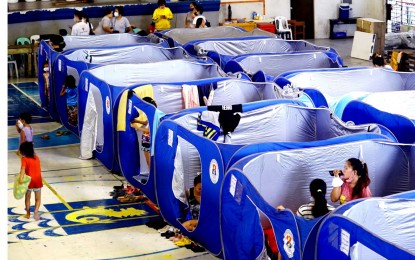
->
<box><xmin>8</xmin><ymin>199</ymin><xmax>161</xmax><ymax>241</ymax></box>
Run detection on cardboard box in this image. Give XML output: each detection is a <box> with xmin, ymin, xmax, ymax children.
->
<box><xmin>356</xmin><ymin>18</ymin><xmax>386</xmax><ymax>54</ymax></box>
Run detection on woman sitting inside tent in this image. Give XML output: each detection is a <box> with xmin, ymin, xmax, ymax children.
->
<box><xmin>330</xmin><ymin>158</ymin><xmax>372</xmax><ymax>204</ymax></box>
<box><xmin>182</xmin><ymin>174</ymin><xmax>201</xmax><ymax>231</ymax></box>
<box><xmin>297</xmin><ymin>178</ymin><xmax>335</xmax><ymax>219</ymax></box>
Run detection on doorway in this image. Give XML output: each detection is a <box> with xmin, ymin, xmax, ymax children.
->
<box><xmin>291</xmin><ymin>0</ymin><xmax>314</xmax><ymax>39</ymax></box>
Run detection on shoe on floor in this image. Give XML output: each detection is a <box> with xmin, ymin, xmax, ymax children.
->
<box><xmin>161</xmin><ymin>230</ymin><xmax>175</xmax><ymax>238</ymax></box>
<box><xmin>41</xmin><ymin>134</ymin><xmax>50</xmax><ymax>140</ymax></box>
<box><xmin>174</xmin><ymin>237</ymin><xmax>192</xmax><ymax>247</ymax></box>
<box><xmin>157</xmin><ymin>225</ymin><xmax>171</xmax><ymax>234</ymax></box>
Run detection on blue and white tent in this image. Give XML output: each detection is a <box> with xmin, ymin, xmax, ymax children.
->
<box><xmin>183</xmin><ymin>38</ymin><xmax>341</xmax><ymax>68</ymax></box>
<box><xmin>77</xmin><ymin>60</ymin><xmax>229</xmax><ymax>173</ymax></box>
<box><xmin>155</xmin><ymin>27</ymin><xmax>276</xmax><ymax>47</ymax></box>
<box><xmin>154</xmin><ymin>100</ymin><xmax>396</xmax><ymax>256</ymax></box>
<box><xmin>276</xmin><ymin>67</ymin><xmax>415</xmax><ymax>116</ymax></box>
<box><xmin>220</xmin><ymin>140</ymin><xmax>414</xmax><ymax>260</ymax></box>
<box><xmin>117</xmin><ymin>79</ymin><xmax>285</xmax><ymax>204</ymax></box>
<box><xmin>53</xmin><ymin>44</ymin><xmax>198</xmax><ymax>134</ymax></box>
<box><xmin>342</xmin><ymin>91</ymin><xmax>415</xmax><ymax>144</ymax></box>
<box><xmin>224</xmin><ymin>52</ymin><xmax>343</xmax><ymax>82</ymax></box>
<box><xmin>314</xmin><ymin>196</ymin><xmax>415</xmax><ymax>259</ymax></box>
<box><xmin>38</xmin><ymin>34</ymin><xmax>165</xmax><ymax>120</ymax></box>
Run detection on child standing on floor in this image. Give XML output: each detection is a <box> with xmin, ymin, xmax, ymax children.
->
<box><xmin>18</xmin><ymin>142</ymin><xmax>43</xmax><ymax>221</ymax></box>
<box><xmin>60</xmin><ymin>75</ymin><xmax>78</xmax><ymax>127</ymax></box>
<box><xmin>16</xmin><ymin>112</ymin><xmax>33</xmax><ymax>145</ymax></box>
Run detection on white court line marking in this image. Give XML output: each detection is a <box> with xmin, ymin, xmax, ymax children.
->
<box><xmin>11</xmin><ymin>83</ymin><xmax>47</xmax><ymax>111</ymax></box>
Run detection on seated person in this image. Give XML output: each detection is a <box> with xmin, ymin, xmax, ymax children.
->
<box><xmin>182</xmin><ymin>174</ymin><xmax>201</xmax><ymax>231</ymax></box>
<box><xmin>297</xmin><ymin>178</ymin><xmax>335</xmax><ymax>219</ymax></box>
<box><xmin>372</xmin><ymin>53</ymin><xmax>392</xmax><ymax>69</ymax></box>
<box><xmin>331</xmin><ymin>158</ymin><xmax>372</xmax><ymax>205</ymax></box>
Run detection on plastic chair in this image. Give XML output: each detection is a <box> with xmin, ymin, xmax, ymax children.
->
<box><xmin>8</xmin><ymin>55</ymin><xmax>19</xmax><ymax>78</ymax></box>
<box><xmin>30</xmin><ymin>35</ymin><xmax>40</xmax><ymax>44</ymax></box>
<box><xmin>16</xmin><ymin>37</ymin><xmax>31</xmax><ymax>45</ymax></box>
<box><xmin>274</xmin><ymin>16</ymin><xmax>293</xmax><ymax>40</ymax></box>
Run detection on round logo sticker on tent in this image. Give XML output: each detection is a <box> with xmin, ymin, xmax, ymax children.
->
<box><xmin>209</xmin><ymin>159</ymin><xmax>219</xmax><ymax>184</ymax></box>
<box><xmin>105</xmin><ymin>96</ymin><xmax>111</xmax><ymax>115</ymax></box>
<box><xmin>283</xmin><ymin>229</ymin><xmax>295</xmax><ymax>258</ymax></box>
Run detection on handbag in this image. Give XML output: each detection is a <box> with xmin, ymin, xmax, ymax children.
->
<box><xmin>13</xmin><ymin>173</ymin><xmax>31</xmax><ymax>200</ymax></box>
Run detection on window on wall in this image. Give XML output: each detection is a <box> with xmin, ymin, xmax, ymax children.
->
<box><xmin>388</xmin><ymin>0</ymin><xmax>415</xmax><ymax>32</ymax></box>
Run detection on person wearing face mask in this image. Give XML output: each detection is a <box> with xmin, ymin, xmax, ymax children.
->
<box><xmin>185</xmin><ymin>1</ymin><xmax>196</xmax><ymax>28</ymax></box>
<box><xmin>113</xmin><ymin>6</ymin><xmax>132</xmax><ymax>33</ymax></box>
<box><xmin>94</xmin><ymin>7</ymin><xmax>114</xmax><ymax>35</ymax></box>
<box><xmin>331</xmin><ymin>158</ymin><xmax>372</xmax><ymax>205</ymax></box>
<box><xmin>71</xmin><ymin>11</ymin><xmax>90</xmax><ymax>36</ymax></box>
<box><xmin>42</xmin><ymin>61</ymin><xmax>50</xmax><ymax>108</ymax></box>
<box><xmin>16</xmin><ymin>112</ymin><xmax>33</xmax><ymax>150</ymax></box>
<box><xmin>152</xmin><ymin>0</ymin><xmax>174</xmax><ymax>31</ymax></box>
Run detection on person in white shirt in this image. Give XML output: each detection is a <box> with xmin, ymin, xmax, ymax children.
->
<box><xmin>71</xmin><ymin>11</ymin><xmax>91</xmax><ymax>36</ymax></box>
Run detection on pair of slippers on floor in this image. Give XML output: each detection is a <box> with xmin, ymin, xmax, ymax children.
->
<box><xmin>41</xmin><ymin>131</ymin><xmax>71</xmax><ymax>139</ymax></box>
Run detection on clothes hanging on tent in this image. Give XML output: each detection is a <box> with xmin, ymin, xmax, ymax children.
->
<box><xmin>197</xmin><ymin>84</ymin><xmax>212</xmax><ymax>105</ymax></box>
<box><xmin>197</xmin><ymin>111</ymin><xmax>220</xmax><ymax>141</ymax></box>
<box><xmin>117</xmin><ymin>84</ymin><xmax>154</xmax><ymax>131</ymax></box>
<box><xmin>80</xmin><ymin>91</ymin><xmax>98</xmax><ymax>159</ymax></box>
<box><xmin>150</xmin><ymin>109</ymin><xmax>166</xmax><ymax>156</ymax></box>
<box><xmin>182</xmin><ymin>84</ymin><xmax>200</xmax><ymax>109</ymax></box>
<box><xmin>172</xmin><ymin>144</ymin><xmax>187</xmax><ymax>204</ymax></box>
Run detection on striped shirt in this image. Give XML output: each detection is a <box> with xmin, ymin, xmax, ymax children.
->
<box><xmin>296</xmin><ymin>202</ymin><xmax>335</xmax><ymax>220</ymax></box>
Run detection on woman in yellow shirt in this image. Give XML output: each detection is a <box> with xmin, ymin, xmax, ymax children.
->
<box><xmin>152</xmin><ymin>0</ymin><xmax>174</xmax><ymax>31</ymax></box>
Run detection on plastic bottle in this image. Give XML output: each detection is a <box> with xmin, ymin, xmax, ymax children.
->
<box><xmin>252</xmin><ymin>11</ymin><xmax>257</xmax><ymax>20</ymax></box>
<box><xmin>228</xmin><ymin>5</ymin><xmax>232</xmax><ymax>22</ymax></box>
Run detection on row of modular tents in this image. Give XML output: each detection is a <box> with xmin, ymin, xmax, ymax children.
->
<box><xmin>38</xmin><ymin>27</ymin><xmax>415</xmax><ymax>259</ymax></box>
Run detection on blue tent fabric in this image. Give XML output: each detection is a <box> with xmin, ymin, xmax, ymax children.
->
<box><xmin>315</xmin><ymin>198</ymin><xmax>415</xmax><ymax>259</ymax></box>
<box><xmin>183</xmin><ymin>38</ymin><xmax>342</xmax><ymax>69</ymax></box>
<box><xmin>153</xmin><ymin>100</ymin><xmax>402</xmax><ymax>256</ymax></box>
<box><xmin>226</xmin><ymin>133</ymin><xmax>392</xmax><ymax>169</ymax></box>
<box><xmin>343</xmin><ymin>100</ymin><xmax>415</xmax><ymax>144</ymax></box>
<box><xmin>155</xmin><ymin>27</ymin><xmax>276</xmax><ymax>47</ymax></box>
<box><xmin>220</xmin><ymin>141</ymin><xmax>415</xmax><ymax>259</ymax></box>
<box><xmin>117</xmin><ymin>78</ymin><xmax>289</xmax><ymax>203</ymax></box>
<box><xmin>277</xmin><ymin>67</ymin><xmax>415</xmax><ymax>115</ymax></box>
<box><xmin>224</xmin><ymin>52</ymin><xmax>343</xmax><ymax>80</ymax></box>
<box><xmin>77</xmin><ymin>60</ymin><xmax>228</xmax><ymax>172</ymax></box>
<box><xmin>37</xmin><ymin>34</ymin><xmax>166</xmax><ymax>120</ymax></box>
<box><xmin>53</xmin><ymin>44</ymin><xmax>199</xmax><ymax>136</ymax></box>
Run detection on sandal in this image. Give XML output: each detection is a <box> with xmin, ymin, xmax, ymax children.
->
<box><xmin>55</xmin><ymin>131</ymin><xmax>64</xmax><ymax>136</ymax></box>
<box><xmin>41</xmin><ymin>134</ymin><xmax>50</xmax><ymax>140</ymax></box>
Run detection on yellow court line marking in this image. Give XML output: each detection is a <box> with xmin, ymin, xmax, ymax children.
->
<box><xmin>42</xmin><ymin>178</ymin><xmax>73</xmax><ymax>210</ymax></box>
<box><xmin>8</xmin><ymin>201</ymin><xmax>148</xmax><ymax>217</ymax></box>
<box><xmin>11</xmin><ymin>83</ymin><xmax>46</xmax><ymax>111</ymax></box>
